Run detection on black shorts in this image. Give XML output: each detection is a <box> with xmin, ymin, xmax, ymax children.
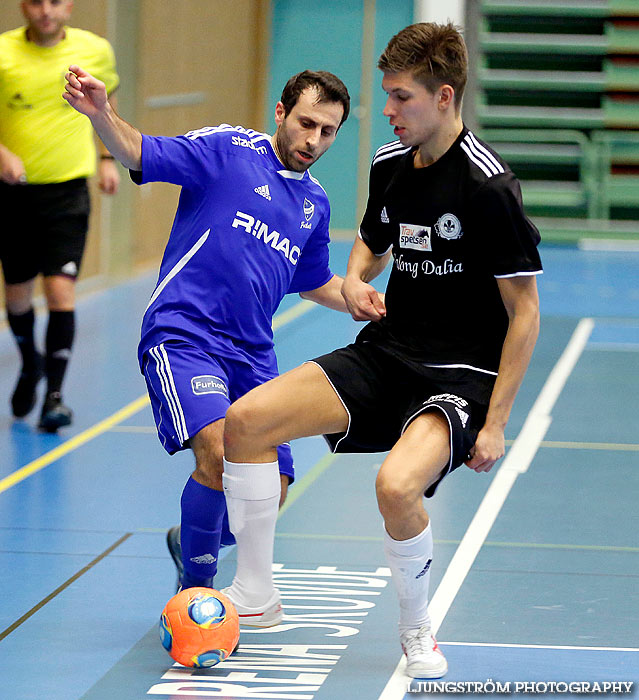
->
<box><xmin>0</xmin><ymin>179</ymin><xmax>90</xmax><ymax>284</ymax></box>
<box><xmin>311</xmin><ymin>342</ymin><xmax>489</xmax><ymax>497</ymax></box>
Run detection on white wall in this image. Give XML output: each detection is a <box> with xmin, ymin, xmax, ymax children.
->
<box><xmin>414</xmin><ymin>0</ymin><xmax>466</xmax><ymax>26</ymax></box>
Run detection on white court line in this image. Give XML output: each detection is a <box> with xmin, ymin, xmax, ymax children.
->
<box><xmin>440</xmin><ymin>642</ymin><xmax>639</xmax><ymax>652</ymax></box>
<box><xmin>378</xmin><ymin>318</ymin><xmax>595</xmax><ymax>699</ymax></box>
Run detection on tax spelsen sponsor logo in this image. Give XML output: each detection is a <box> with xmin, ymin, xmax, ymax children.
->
<box><xmin>399</xmin><ymin>222</ymin><xmax>432</xmax><ymax>252</ymax></box>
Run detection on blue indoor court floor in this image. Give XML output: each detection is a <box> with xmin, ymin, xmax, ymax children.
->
<box><xmin>0</xmin><ymin>241</ymin><xmax>637</xmax><ymax>700</ymax></box>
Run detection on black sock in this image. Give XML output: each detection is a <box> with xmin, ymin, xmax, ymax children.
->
<box><xmin>7</xmin><ymin>308</ymin><xmax>39</xmax><ymax>372</ymax></box>
<box><xmin>45</xmin><ymin>310</ymin><xmax>75</xmax><ymax>396</ymax></box>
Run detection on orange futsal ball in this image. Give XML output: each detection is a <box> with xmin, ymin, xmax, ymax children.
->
<box><xmin>159</xmin><ymin>587</ymin><xmax>240</xmax><ymax>667</ymax></box>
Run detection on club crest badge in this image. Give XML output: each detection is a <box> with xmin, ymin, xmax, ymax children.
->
<box><xmin>435</xmin><ymin>213</ymin><xmax>463</xmax><ymax>240</ymax></box>
<box><xmin>303</xmin><ymin>198</ymin><xmax>315</xmax><ymax>222</ymax></box>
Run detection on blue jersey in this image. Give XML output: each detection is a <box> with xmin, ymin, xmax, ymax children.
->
<box><xmin>134</xmin><ymin>124</ymin><xmax>334</xmax><ymax>373</ymax></box>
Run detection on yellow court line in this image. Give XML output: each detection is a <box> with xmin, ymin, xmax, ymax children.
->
<box><xmin>272</xmin><ymin>299</ymin><xmax>314</xmax><ymax>330</ymax></box>
<box><xmin>0</xmin><ymin>395</ymin><xmax>150</xmax><ymax>495</ymax></box>
<box><xmin>0</xmin><ymin>300</ymin><xmax>316</xmax><ymax>495</ymax></box>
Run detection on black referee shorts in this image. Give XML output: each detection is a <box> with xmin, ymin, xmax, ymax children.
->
<box><xmin>310</xmin><ymin>342</ymin><xmax>488</xmax><ymax>497</ymax></box>
<box><xmin>0</xmin><ymin>179</ymin><xmax>90</xmax><ymax>284</ymax></box>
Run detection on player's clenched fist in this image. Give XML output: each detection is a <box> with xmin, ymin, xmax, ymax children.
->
<box><xmin>63</xmin><ymin>64</ymin><xmax>109</xmax><ymax>118</ymax></box>
<box><xmin>341</xmin><ymin>276</ymin><xmax>386</xmax><ymax>322</ymax></box>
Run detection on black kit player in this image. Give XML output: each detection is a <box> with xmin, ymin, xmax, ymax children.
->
<box><xmin>222</xmin><ymin>23</ymin><xmax>542</xmax><ymax>679</ymax></box>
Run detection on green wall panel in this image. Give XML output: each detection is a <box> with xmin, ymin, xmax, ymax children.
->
<box><xmin>268</xmin><ymin>0</ymin><xmax>413</xmax><ymax>231</ymax></box>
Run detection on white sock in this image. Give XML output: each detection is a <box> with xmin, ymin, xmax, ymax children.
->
<box><xmin>383</xmin><ymin>522</ymin><xmax>433</xmax><ymax>633</ymax></box>
<box><xmin>222</xmin><ymin>458</ymin><xmax>280</xmax><ymax>607</ymax></box>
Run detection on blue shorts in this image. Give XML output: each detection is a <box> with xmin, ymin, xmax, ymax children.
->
<box><xmin>141</xmin><ymin>339</ymin><xmax>294</xmax><ymax>481</ymax></box>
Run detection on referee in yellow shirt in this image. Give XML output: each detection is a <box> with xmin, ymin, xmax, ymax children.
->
<box><xmin>0</xmin><ymin>0</ymin><xmax>119</xmax><ymax>431</ymax></box>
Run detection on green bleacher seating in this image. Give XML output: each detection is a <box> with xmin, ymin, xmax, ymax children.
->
<box><xmin>482</xmin><ymin>1</ymin><xmax>638</xmax><ymax>20</ymax></box>
<box><xmin>479</xmin><ymin>60</ymin><xmax>639</xmax><ymax>92</ymax></box>
<box><xmin>478</xmin><ymin>104</ymin><xmax>605</xmax><ymax>129</ymax></box>
<box><xmin>480</xmin><ymin>32</ymin><xmax>608</xmax><ymax>55</ymax></box>
<box><xmin>480</xmin><ymin>129</ymin><xmax>598</xmax><ymax>218</ymax></box>
<box><xmin>480</xmin><ymin>27</ymin><xmax>639</xmax><ymax>55</ymax></box>
<box><xmin>531</xmin><ymin>217</ymin><xmax>639</xmax><ymax>244</ymax></box>
<box><xmin>604</xmin><ymin>96</ymin><xmax>639</xmax><ymax>128</ymax></box>
<box><xmin>477</xmin><ymin>0</ymin><xmax>639</xmax><ymax>231</ymax></box>
<box><xmin>592</xmin><ymin>130</ymin><xmax>639</xmax><ymax>218</ymax></box>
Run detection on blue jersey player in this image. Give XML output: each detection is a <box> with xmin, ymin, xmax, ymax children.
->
<box><xmin>64</xmin><ymin>65</ymin><xmax>356</xmax><ymax>623</ymax></box>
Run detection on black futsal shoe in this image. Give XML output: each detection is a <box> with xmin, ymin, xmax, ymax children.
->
<box><xmin>38</xmin><ymin>391</ymin><xmax>73</xmax><ymax>432</ymax></box>
<box><xmin>11</xmin><ymin>354</ymin><xmax>43</xmax><ymax>418</ymax></box>
<box><xmin>167</xmin><ymin>525</ymin><xmax>184</xmax><ymax>593</ymax></box>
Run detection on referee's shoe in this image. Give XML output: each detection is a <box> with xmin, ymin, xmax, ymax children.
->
<box><xmin>38</xmin><ymin>391</ymin><xmax>73</xmax><ymax>432</ymax></box>
<box><xmin>11</xmin><ymin>353</ymin><xmax>43</xmax><ymax>418</ymax></box>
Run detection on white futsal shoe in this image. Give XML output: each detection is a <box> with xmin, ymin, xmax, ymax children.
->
<box><xmin>222</xmin><ymin>586</ymin><xmax>283</xmax><ymax>627</ymax></box>
<box><xmin>400</xmin><ymin>625</ymin><xmax>448</xmax><ymax>678</ymax></box>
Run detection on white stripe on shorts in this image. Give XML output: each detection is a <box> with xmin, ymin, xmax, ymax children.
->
<box><xmin>149</xmin><ymin>344</ymin><xmax>189</xmax><ymax>445</ymax></box>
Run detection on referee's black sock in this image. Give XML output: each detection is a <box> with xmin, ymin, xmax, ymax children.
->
<box><xmin>7</xmin><ymin>307</ymin><xmax>39</xmax><ymax>371</ymax></box>
<box><xmin>45</xmin><ymin>310</ymin><xmax>75</xmax><ymax>396</ymax></box>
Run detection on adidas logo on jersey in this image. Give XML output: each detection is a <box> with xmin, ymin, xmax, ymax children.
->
<box><xmin>254</xmin><ymin>184</ymin><xmax>271</xmax><ymax>200</ymax></box>
<box><xmin>381</xmin><ymin>206</ymin><xmax>389</xmax><ymax>223</ymax></box>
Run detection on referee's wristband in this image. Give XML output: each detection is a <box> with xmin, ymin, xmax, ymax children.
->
<box><xmin>100</xmin><ymin>154</ymin><xmax>115</xmax><ymax>160</ymax></box>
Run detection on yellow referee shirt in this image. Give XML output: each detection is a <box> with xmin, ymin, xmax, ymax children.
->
<box><xmin>0</xmin><ymin>26</ymin><xmax>119</xmax><ymax>184</ymax></box>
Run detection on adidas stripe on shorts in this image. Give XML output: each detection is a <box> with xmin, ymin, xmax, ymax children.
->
<box><xmin>142</xmin><ymin>339</ymin><xmax>294</xmax><ymax>479</ymax></box>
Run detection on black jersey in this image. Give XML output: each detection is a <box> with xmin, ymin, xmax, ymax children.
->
<box><xmin>358</xmin><ymin>126</ymin><xmax>542</xmax><ymax>386</ymax></box>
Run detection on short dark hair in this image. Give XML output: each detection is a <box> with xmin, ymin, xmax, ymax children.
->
<box><xmin>280</xmin><ymin>70</ymin><xmax>350</xmax><ymax>127</ymax></box>
<box><xmin>378</xmin><ymin>22</ymin><xmax>468</xmax><ymax>110</ymax></box>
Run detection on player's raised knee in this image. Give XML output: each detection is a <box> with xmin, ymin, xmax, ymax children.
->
<box><xmin>224</xmin><ymin>393</ymin><xmax>270</xmax><ymax>451</ymax></box>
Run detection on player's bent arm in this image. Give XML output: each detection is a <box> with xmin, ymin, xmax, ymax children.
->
<box><xmin>341</xmin><ymin>235</ymin><xmax>390</xmax><ymax>321</ymax></box>
<box><xmin>299</xmin><ymin>274</ymin><xmax>349</xmax><ymax>312</ymax></box>
<box><xmin>64</xmin><ymin>65</ymin><xmax>142</xmax><ymax>170</ymax></box>
<box><xmin>96</xmin><ymin>93</ymin><xmax>120</xmax><ymax>159</ymax></box>
<box><xmin>85</xmin><ymin>102</ymin><xmax>141</xmax><ymax>171</ymax></box>
<box><xmin>96</xmin><ymin>95</ymin><xmax>121</xmax><ymax>195</ymax></box>
<box><xmin>466</xmin><ymin>275</ymin><xmax>540</xmax><ymax>473</ymax></box>
<box><xmin>348</xmin><ymin>234</ymin><xmax>392</xmax><ymax>283</ymax></box>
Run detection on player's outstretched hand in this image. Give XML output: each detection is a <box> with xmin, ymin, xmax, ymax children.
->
<box><xmin>342</xmin><ymin>277</ymin><xmax>386</xmax><ymax>322</ymax></box>
<box><xmin>464</xmin><ymin>424</ymin><xmax>505</xmax><ymax>473</ymax></box>
<box><xmin>63</xmin><ymin>65</ymin><xmax>108</xmax><ymax>118</ymax></box>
